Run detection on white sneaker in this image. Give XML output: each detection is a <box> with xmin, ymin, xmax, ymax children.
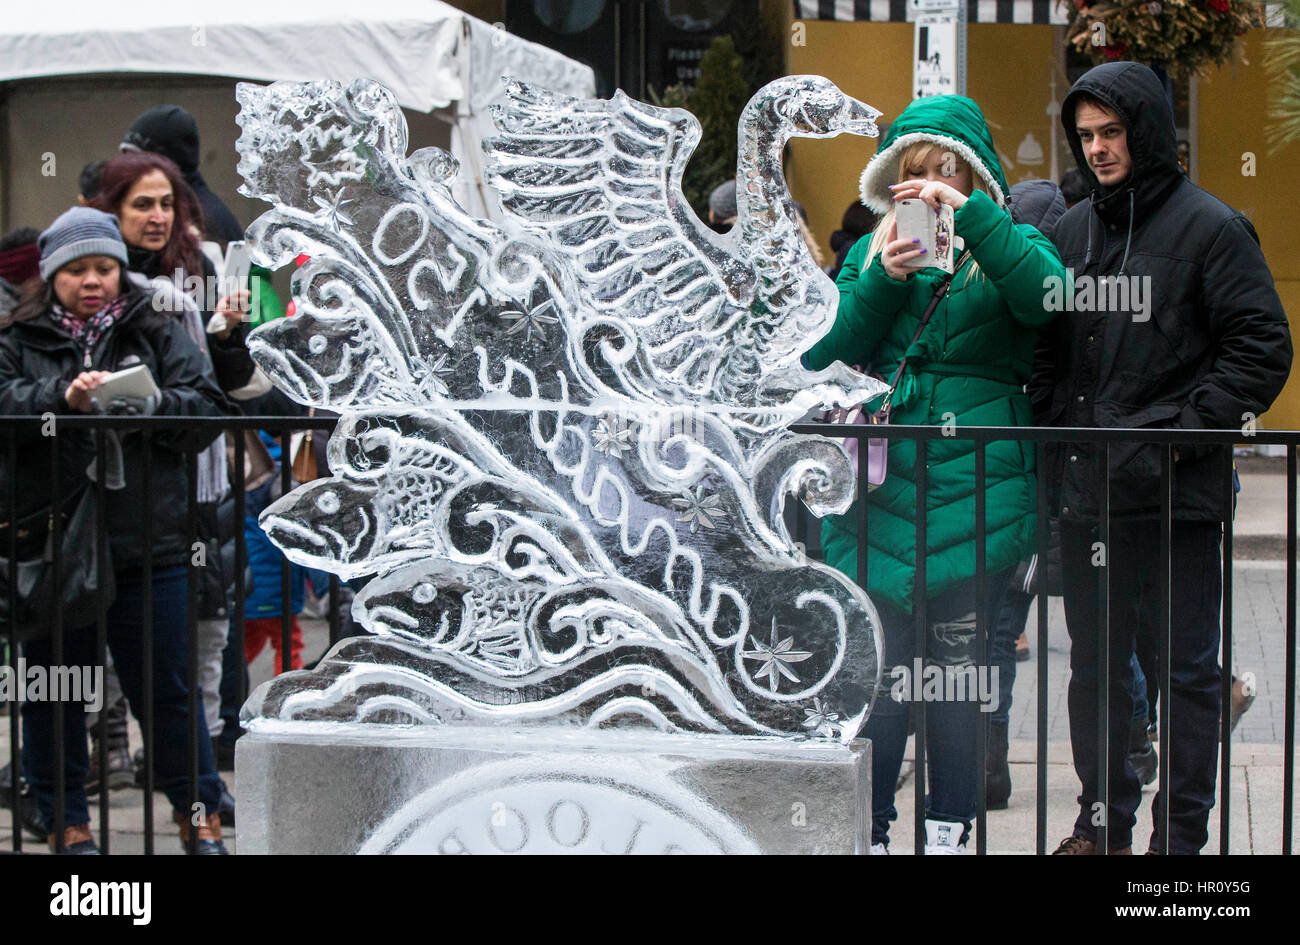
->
<box><xmin>870</xmin><ymin>842</ymin><xmax>889</xmax><ymax>855</ymax></box>
<box><xmin>923</xmin><ymin>819</ymin><xmax>967</xmax><ymax>855</ymax></box>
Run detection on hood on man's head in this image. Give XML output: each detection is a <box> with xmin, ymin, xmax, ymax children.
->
<box><xmin>1060</xmin><ymin>62</ymin><xmax>1183</xmax><ymax>215</ymax></box>
<box><xmin>859</xmin><ymin>95</ymin><xmax>1009</xmax><ymax>214</ymax></box>
<box><xmin>121</xmin><ymin>105</ymin><xmax>201</xmax><ymax>177</ymax></box>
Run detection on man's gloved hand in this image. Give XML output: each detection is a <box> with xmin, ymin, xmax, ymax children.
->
<box><xmin>102</xmin><ymin>394</ymin><xmax>159</xmax><ymax>417</ymax></box>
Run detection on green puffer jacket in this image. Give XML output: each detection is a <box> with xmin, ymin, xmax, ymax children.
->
<box><xmin>804</xmin><ymin>95</ymin><xmax>1068</xmax><ymax>613</ymax></box>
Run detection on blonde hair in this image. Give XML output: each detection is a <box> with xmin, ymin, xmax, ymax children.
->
<box><xmin>862</xmin><ymin>141</ymin><xmax>986</xmax><ymax>283</ymax></box>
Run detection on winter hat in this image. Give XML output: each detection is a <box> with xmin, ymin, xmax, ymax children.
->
<box><xmin>121</xmin><ymin>105</ymin><xmax>201</xmax><ymax>176</ymax></box>
<box><xmin>37</xmin><ymin>207</ymin><xmax>129</xmax><ymax>281</ymax></box>
<box><xmin>708</xmin><ymin>180</ymin><xmax>737</xmax><ymax>221</ymax></box>
<box><xmin>859</xmin><ymin>95</ymin><xmax>1008</xmax><ymax>214</ymax></box>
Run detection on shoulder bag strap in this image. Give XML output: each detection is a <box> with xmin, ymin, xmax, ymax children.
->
<box><xmin>881</xmin><ymin>250</ymin><xmax>971</xmax><ymax>412</ymax></box>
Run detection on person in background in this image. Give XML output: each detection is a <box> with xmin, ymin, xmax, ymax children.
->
<box><xmin>243</xmin><ymin>429</ymin><xmax>307</xmax><ymax>674</ymax></box>
<box><xmin>76</xmin><ymin>161</ymin><xmax>106</xmax><ymax>207</ymax></box>
<box><xmin>0</xmin><ymin>227</ymin><xmax>42</xmax><ymax>323</ymax></box>
<box><xmin>827</xmin><ymin>200</ymin><xmax>880</xmax><ymax>281</ymax></box>
<box><xmin>0</xmin><ymin>225</ymin><xmax>44</xmax><ymax>831</ymax></box>
<box><xmin>120</xmin><ymin>105</ymin><xmax>244</xmax><ymax>249</ymax></box>
<box><xmin>707</xmin><ymin>180</ymin><xmax>736</xmax><ymax>233</ymax></box>
<box><xmin>1058</xmin><ymin>168</ymin><xmax>1089</xmax><ymax>209</ymax></box>
<box><xmin>0</xmin><ymin>207</ymin><xmax>229</xmax><ymax>853</ymax></box>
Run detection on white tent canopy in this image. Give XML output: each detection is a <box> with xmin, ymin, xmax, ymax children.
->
<box><xmin>0</xmin><ymin>0</ymin><xmax>596</xmax><ymax>220</ymax></box>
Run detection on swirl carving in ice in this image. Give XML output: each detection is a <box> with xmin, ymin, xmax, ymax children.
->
<box><xmin>235</xmin><ymin>75</ymin><xmax>889</xmax><ymax>743</ymax></box>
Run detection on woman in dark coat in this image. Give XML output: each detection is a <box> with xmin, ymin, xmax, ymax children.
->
<box><xmin>0</xmin><ymin>207</ymin><xmax>229</xmax><ymax>853</ymax></box>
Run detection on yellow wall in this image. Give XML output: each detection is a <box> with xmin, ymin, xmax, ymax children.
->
<box><xmin>788</xmin><ymin>23</ymin><xmax>1300</xmax><ymax>430</ymax></box>
<box><xmin>1197</xmin><ymin>30</ymin><xmax>1300</xmax><ymax>429</ymax></box>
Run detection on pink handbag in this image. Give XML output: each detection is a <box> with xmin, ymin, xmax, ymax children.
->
<box><xmin>828</xmin><ymin>253</ymin><xmax>966</xmax><ymax>490</ymax></box>
<box><xmin>827</xmin><ymin>399</ymin><xmax>890</xmax><ymax>490</ymax></box>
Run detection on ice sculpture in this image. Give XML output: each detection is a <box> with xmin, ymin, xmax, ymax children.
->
<box><xmin>236</xmin><ymin>75</ymin><xmax>888</xmax><ymax>744</ymax></box>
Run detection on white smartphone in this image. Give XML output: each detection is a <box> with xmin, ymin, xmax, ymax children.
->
<box><xmin>89</xmin><ymin>364</ymin><xmax>161</xmax><ymax>409</ymax></box>
<box><xmin>222</xmin><ymin>241</ymin><xmax>252</xmax><ymax>295</ymax></box>
<box><xmin>209</xmin><ymin>241</ymin><xmax>253</xmax><ymax>334</ymax></box>
<box><xmin>895</xmin><ymin>198</ymin><xmax>956</xmax><ymax>273</ymax></box>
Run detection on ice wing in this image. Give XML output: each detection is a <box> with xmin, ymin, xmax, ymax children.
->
<box><xmin>484</xmin><ymin>81</ymin><xmax>756</xmax><ymax>362</ymax></box>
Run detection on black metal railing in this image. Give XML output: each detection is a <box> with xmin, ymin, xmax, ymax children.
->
<box><xmin>1</xmin><ymin>415</ymin><xmax>336</xmax><ymax>854</ymax></box>
<box><xmin>2</xmin><ymin>416</ymin><xmax>1297</xmax><ymax>854</ymax></box>
<box><xmin>790</xmin><ymin>421</ymin><xmax>1299</xmax><ymax>856</ymax></box>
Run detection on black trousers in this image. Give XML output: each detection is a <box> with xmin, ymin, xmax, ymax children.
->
<box><xmin>1060</xmin><ymin>519</ymin><xmax>1222</xmax><ymax>853</ymax></box>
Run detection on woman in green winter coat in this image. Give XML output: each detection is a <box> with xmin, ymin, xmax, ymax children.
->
<box><xmin>803</xmin><ymin>95</ymin><xmax>1067</xmax><ymax>853</ymax></box>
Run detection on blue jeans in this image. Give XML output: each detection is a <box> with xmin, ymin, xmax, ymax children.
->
<box><xmin>866</xmin><ymin>568</ymin><xmax>1012</xmax><ymax>847</ymax></box>
<box><xmin>989</xmin><ymin>585</ymin><xmax>1031</xmax><ymax>725</ymax></box>
<box><xmin>21</xmin><ymin>566</ymin><xmax>222</xmax><ymax>832</ymax></box>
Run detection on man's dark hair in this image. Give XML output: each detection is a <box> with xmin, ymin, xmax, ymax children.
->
<box><xmin>79</xmin><ymin>160</ymin><xmax>106</xmax><ymax>202</ymax></box>
<box><xmin>0</xmin><ymin>226</ymin><xmax>40</xmax><ymax>254</ymax></box>
<box><xmin>1071</xmin><ymin>93</ymin><xmax>1123</xmax><ymax>127</ymax></box>
<box><xmin>1060</xmin><ymin>169</ymin><xmax>1090</xmax><ymax>206</ymax></box>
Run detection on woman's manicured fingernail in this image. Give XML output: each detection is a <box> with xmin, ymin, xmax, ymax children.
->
<box><xmin>912</xmin><ymin>238</ymin><xmax>920</xmax><ymax>244</ymax></box>
<box><xmin>919</xmin><ymin>248</ymin><xmax>927</xmax><ymax>254</ymax></box>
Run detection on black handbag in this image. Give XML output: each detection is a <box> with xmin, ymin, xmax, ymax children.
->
<box><xmin>0</xmin><ymin>486</ymin><xmax>115</xmax><ymax>643</ymax></box>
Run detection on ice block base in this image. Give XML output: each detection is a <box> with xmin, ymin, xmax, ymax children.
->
<box><xmin>235</xmin><ymin>724</ymin><xmax>870</xmax><ymax>854</ymax></box>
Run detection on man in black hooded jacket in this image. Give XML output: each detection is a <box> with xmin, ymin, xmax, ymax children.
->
<box><xmin>1031</xmin><ymin>62</ymin><xmax>1292</xmax><ymax>855</ymax></box>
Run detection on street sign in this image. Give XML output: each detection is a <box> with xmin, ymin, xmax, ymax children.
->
<box><xmin>912</xmin><ymin>2</ymin><xmax>965</xmax><ymax>99</ymax></box>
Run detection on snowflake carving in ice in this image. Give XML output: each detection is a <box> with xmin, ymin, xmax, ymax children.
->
<box><xmin>741</xmin><ymin>620</ymin><xmax>814</xmax><ymax>694</ymax></box>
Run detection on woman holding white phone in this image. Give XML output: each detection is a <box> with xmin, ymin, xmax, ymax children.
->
<box><xmin>0</xmin><ymin>207</ymin><xmax>230</xmax><ymax>853</ymax></box>
<box><xmin>804</xmin><ymin>95</ymin><xmax>1069</xmax><ymax>854</ymax></box>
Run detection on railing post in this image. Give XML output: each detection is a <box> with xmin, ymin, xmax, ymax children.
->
<box><xmin>280</xmin><ymin>432</ymin><xmax>293</xmax><ymax>675</ymax></box>
<box><xmin>140</xmin><ymin>431</ymin><xmax>155</xmax><ymax>854</ymax></box>
<box><xmin>185</xmin><ymin>450</ymin><xmax>200</xmax><ymax>855</ymax></box>
<box><xmin>1096</xmin><ymin>442</ymin><xmax>1110</xmax><ymax>855</ymax></box>
<box><xmin>1285</xmin><ymin>445</ymin><xmax>1297</xmax><ymax>855</ymax></box>
<box><xmin>234</xmin><ymin>431</ymin><xmax>248</xmax><ymax>713</ymax></box>
<box><xmin>914</xmin><ymin>436</ymin><xmax>928</xmax><ymax>855</ymax></box>
<box><xmin>1156</xmin><ymin>445</ymin><xmax>1172</xmax><ymax>855</ymax></box>
<box><xmin>1220</xmin><ymin>446</ymin><xmax>1234</xmax><ymax>855</ymax></box>
<box><xmin>94</xmin><ymin>428</ymin><xmax>110</xmax><ymax>854</ymax></box>
<box><xmin>974</xmin><ymin>439</ymin><xmax>988</xmax><ymax>855</ymax></box>
<box><xmin>49</xmin><ymin>424</ymin><xmax>64</xmax><ymax>853</ymax></box>
<box><xmin>5</xmin><ymin>430</ymin><xmax>18</xmax><ymax>853</ymax></box>
<box><xmin>1035</xmin><ymin>439</ymin><xmax>1049</xmax><ymax>856</ymax></box>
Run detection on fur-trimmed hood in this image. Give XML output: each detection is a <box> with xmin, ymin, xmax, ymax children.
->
<box><xmin>859</xmin><ymin>95</ymin><xmax>1008</xmax><ymax>213</ymax></box>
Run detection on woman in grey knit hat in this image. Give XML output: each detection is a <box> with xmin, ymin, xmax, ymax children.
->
<box><xmin>0</xmin><ymin>206</ymin><xmax>230</xmax><ymax>854</ymax></box>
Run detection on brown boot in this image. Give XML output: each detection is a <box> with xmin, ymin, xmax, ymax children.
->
<box><xmin>1052</xmin><ymin>834</ymin><xmax>1132</xmax><ymax>855</ymax></box>
<box><xmin>48</xmin><ymin>823</ymin><xmax>99</xmax><ymax>855</ymax></box>
<box><xmin>175</xmin><ymin>810</ymin><xmax>229</xmax><ymax>855</ymax></box>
